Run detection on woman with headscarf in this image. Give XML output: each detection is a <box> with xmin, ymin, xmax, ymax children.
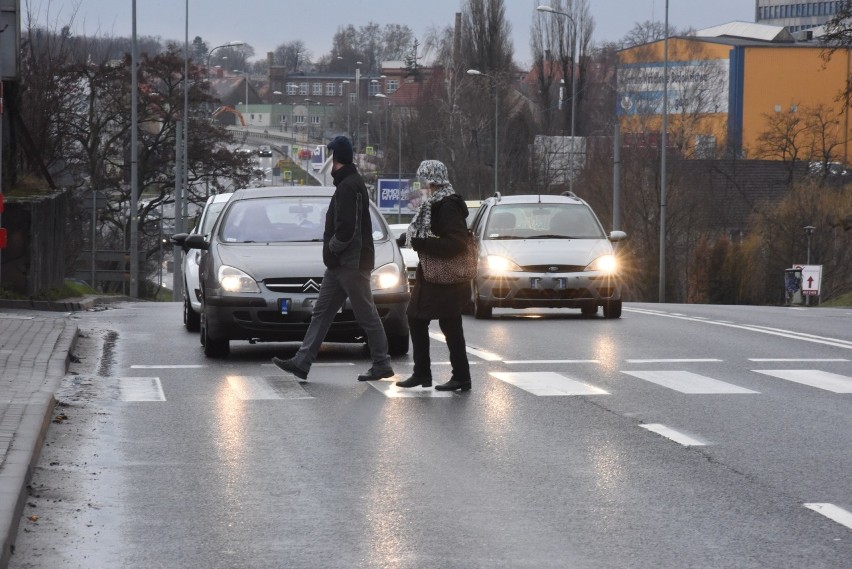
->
<box><xmin>395</xmin><ymin>160</ymin><xmax>472</xmax><ymax>391</ymax></box>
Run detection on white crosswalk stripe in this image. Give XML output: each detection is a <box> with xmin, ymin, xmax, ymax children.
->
<box><xmin>621</xmin><ymin>371</ymin><xmax>759</xmax><ymax>394</ymax></box>
<box><xmin>489</xmin><ymin>372</ymin><xmax>609</xmax><ymax>396</ymax></box>
<box><xmin>640</xmin><ymin>424</ymin><xmax>707</xmax><ymax>446</ymax></box>
<box><xmin>116</xmin><ymin>377</ymin><xmax>166</xmax><ymax>402</ymax></box>
<box><xmin>752</xmin><ymin>370</ymin><xmax>852</xmax><ymax>393</ymax></box>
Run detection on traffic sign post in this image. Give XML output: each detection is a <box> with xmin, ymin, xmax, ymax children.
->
<box><xmin>795</xmin><ymin>264</ymin><xmax>822</xmax><ymax>303</ymax></box>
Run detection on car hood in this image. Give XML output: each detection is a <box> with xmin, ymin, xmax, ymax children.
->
<box><xmin>214</xmin><ymin>241</ymin><xmax>396</xmax><ymax>280</ymax></box>
<box><xmin>480</xmin><ymin>238</ymin><xmax>612</xmax><ymax>267</ymax></box>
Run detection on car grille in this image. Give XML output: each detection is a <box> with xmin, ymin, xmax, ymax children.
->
<box><xmin>520</xmin><ymin>264</ymin><xmax>586</xmax><ymax>273</ymax></box>
<box><xmin>515</xmin><ymin>288</ymin><xmax>593</xmax><ymax>300</ymax></box>
<box><xmin>264</xmin><ymin>277</ymin><xmax>324</xmax><ymax>294</ymax></box>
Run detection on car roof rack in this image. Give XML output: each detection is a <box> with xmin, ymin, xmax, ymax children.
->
<box><xmin>560</xmin><ymin>190</ymin><xmax>578</xmax><ymax>198</ymax></box>
<box><xmin>493</xmin><ymin>191</ymin><xmax>501</xmax><ymax>202</ymax></box>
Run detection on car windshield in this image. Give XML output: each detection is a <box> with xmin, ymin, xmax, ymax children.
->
<box><xmin>484</xmin><ymin>203</ymin><xmax>605</xmax><ymax>240</ymax></box>
<box><xmin>218</xmin><ymin>196</ymin><xmax>388</xmax><ymax>243</ymax></box>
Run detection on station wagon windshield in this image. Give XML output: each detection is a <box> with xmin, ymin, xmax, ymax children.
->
<box><xmin>484</xmin><ymin>204</ymin><xmax>605</xmax><ymax>240</ymax></box>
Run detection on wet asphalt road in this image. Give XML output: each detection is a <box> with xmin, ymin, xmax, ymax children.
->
<box><xmin>9</xmin><ymin>302</ymin><xmax>852</xmax><ymax>568</ymax></box>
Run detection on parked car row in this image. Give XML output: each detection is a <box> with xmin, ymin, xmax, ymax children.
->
<box><xmin>172</xmin><ymin>188</ymin><xmax>626</xmax><ymax>358</ymax></box>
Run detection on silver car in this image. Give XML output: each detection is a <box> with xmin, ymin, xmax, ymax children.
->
<box><xmin>177</xmin><ymin>192</ymin><xmax>232</xmax><ymax>331</ymax></box>
<box><xmin>181</xmin><ymin>187</ymin><xmax>410</xmax><ymax>357</ymax></box>
<box><xmin>468</xmin><ymin>193</ymin><xmax>626</xmax><ymax>319</ymax></box>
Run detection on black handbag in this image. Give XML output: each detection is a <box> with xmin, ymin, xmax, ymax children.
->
<box><xmin>420</xmin><ymin>232</ymin><xmax>478</xmax><ymax>285</ymax></box>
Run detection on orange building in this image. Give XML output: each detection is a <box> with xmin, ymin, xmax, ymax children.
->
<box><xmin>617</xmin><ymin>23</ymin><xmax>852</xmax><ymax>163</ymax></box>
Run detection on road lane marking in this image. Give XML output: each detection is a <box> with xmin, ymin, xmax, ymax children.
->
<box><xmin>625</xmin><ymin>308</ymin><xmax>852</xmax><ymax>350</ymax></box>
<box><xmin>131</xmin><ymin>365</ymin><xmax>206</xmax><ymax>369</ymax></box>
<box><xmin>640</xmin><ymin>424</ymin><xmax>706</xmax><ymax>446</ymax></box>
<box><xmin>489</xmin><ymin>372</ymin><xmax>609</xmax><ymax>396</ymax></box>
<box><xmin>262</xmin><ymin>362</ymin><xmax>355</xmax><ymax>367</ymax></box>
<box><xmin>117</xmin><ymin>377</ymin><xmax>166</xmax><ymax>401</ymax></box>
<box><xmin>622</xmin><ymin>371</ymin><xmax>759</xmax><ymax>394</ymax></box>
<box><xmin>804</xmin><ymin>503</ymin><xmax>852</xmax><ymax>530</ymax></box>
<box><xmin>429</xmin><ymin>332</ymin><xmax>502</xmax><ymax>361</ymax></box>
<box><xmin>227</xmin><ymin>376</ymin><xmax>312</xmax><ymax>399</ymax></box>
<box><xmin>625</xmin><ymin>358</ymin><xmax>723</xmax><ymax>363</ymax></box>
<box><xmin>749</xmin><ymin>358</ymin><xmax>849</xmax><ymax>362</ymax></box>
<box><xmin>752</xmin><ymin>370</ymin><xmax>852</xmax><ymax>393</ymax></box>
<box><xmin>368</xmin><ymin>380</ymin><xmax>454</xmax><ymax>398</ymax></box>
<box><xmin>503</xmin><ymin>360</ymin><xmax>600</xmax><ymax>364</ymax></box>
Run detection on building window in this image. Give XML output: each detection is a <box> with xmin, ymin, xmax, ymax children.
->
<box><xmin>349</xmin><ymin>93</ymin><xmax>356</xmax><ymax>103</ymax></box>
<box><xmin>311</xmin><ymin>116</ymin><xmax>320</xmax><ymax>125</ymax></box>
<box><xmin>387</xmin><ymin>79</ymin><xmax>399</xmax><ymax>94</ymax></box>
<box><xmin>312</xmin><ymin>82</ymin><xmax>322</xmax><ymax>95</ymax></box>
<box><xmin>326</xmin><ymin>83</ymin><xmax>336</xmax><ymax>96</ymax></box>
<box><xmin>286</xmin><ymin>83</ymin><xmax>297</xmax><ymax>95</ymax></box>
<box><xmin>368</xmin><ymin>82</ymin><xmax>381</xmax><ymax>96</ymax></box>
<box><xmin>300</xmin><ymin>82</ymin><xmax>308</xmax><ymax>95</ymax></box>
<box><xmin>294</xmin><ymin>115</ymin><xmax>305</xmax><ymax>125</ymax></box>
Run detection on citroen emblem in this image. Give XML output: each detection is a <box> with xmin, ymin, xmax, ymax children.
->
<box><xmin>302</xmin><ymin>279</ymin><xmax>321</xmax><ymax>293</ymax></box>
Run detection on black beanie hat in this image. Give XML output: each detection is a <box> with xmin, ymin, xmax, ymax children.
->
<box><xmin>327</xmin><ymin>136</ymin><xmax>354</xmax><ymax>165</ymax></box>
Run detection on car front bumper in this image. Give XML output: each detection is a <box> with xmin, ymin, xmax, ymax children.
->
<box><xmin>204</xmin><ymin>289</ymin><xmax>410</xmax><ymax>343</ymax></box>
<box><xmin>475</xmin><ymin>271</ymin><xmax>620</xmax><ymax>309</ymax></box>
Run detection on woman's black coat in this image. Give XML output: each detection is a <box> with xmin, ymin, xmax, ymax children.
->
<box><xmin>399</xmin><ymin>194</ymin><xmax>471</xmax><ymax>320</ymax></box>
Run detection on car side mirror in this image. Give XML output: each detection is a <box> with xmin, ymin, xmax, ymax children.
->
<box><xmin>171</xmin><ymin>232</ymin><xmax>210</xmax><ymax>251</ymax></box>
<box><xmin>609</xmin><ymin>230</ymin><xmax>627</xmax><ymax>242</ymax></box>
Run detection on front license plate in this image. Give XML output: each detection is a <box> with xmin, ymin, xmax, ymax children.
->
<box><xmin>279</xmin><ymin>298</ymin><xmax>291</xmax><ymax>315</ymax></box>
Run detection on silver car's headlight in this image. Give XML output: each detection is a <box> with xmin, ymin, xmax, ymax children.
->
<box><xmin>585</xmin><ymin>254</ymin><xmax>617</xmax><ymax>275</ymax></box>
<box><xmin>485</xmin><ymin>255</ymin><xmax>522</xmax><ymax>273</ymax></box>
<box><xmin>371</xmin><ymin>263</ymin><xmax>402</xmax><ymax>290</ymax></box>
<box><xmin>217</xmin><ymin>265</ymin><xmax>260</xmax><ymax>293</ymax></box>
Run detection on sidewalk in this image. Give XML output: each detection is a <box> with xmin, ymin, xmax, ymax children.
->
<box><xmin>0</xmin><ymin>297</ymin><xmax>112</xmax><ymax>568</ymax></box>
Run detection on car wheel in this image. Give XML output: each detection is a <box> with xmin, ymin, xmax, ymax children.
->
<box><xmin>201</xmin><ymin>305</ymin><xmax>230</xmax><ymax>357</ymax></box>
<box><xmin>387</xmin><ymin>333</ymin><xmax>409</xmax><ymax>356</ymax></box>
<box><xmin>603</xmin><ymin>299</ymin><xmax>622</xmax><ymax>319</ymax></box>
<box><xmin>473</xmin><ymin>283</ymin><xmax>492</xmax><ymax>320</ymax></box>
<box><xmin>184</xmin><ymin>295</ymin><xmax>200</xmax><ymax>332</ymax></box>
<box><xmin>581</xmin><ymin>304</ymin><xmax>598</xmax><ymax>317</ymax></box>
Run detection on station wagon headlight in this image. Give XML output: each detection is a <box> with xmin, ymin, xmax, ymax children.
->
<box><xmin>485</xmin><ymin>255</ymin><xmax>522</xmax><ymax>273</ymax></box>
<box><xmin>585</xmin><ymin>254</ymin><xmax>617</xmax><ymax>274</ymax></box>
<box><xmin>218</xmin><ymin>265</ymin><xmax>260</xmax><ymax>293</ymax></box>
<box><xmin>371</xmin><ymin>263</ymin><xmax>402</xmax><ymax>290</ymax></box>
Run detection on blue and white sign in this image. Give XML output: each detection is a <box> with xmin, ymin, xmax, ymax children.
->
<box><xmin>377</xmin><ymin>178</ymin><xmax>422</xmax><ymax>214</ymax></box>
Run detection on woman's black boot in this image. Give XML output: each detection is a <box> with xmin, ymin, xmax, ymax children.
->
<box><xmin>395</xmin><ymin>375</ymin><xmax>432</xmax><ymax>388</ymax></box>
<box><xmin>434</xmin><ymin>377</ymin><xmax>471</xmax><ymax>391</ymax></box>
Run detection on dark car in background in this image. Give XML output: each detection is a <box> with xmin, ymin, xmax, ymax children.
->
<box><xmin>177</xmin><ymin>187</ymin><xmax>410</xmax><ymax>357</ymax></box>
<box><xmin>468</xmin><ymin>192</ymin><xmax>626</xmax><ymax>319</ymax></box>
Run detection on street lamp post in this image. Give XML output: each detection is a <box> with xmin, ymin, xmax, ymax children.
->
<box><xmin>804</xmin><ymin>225</ymin><xmax>816</xmax><ymax>305</ymax></box>
<box><xmin>342</xmin><ymin>80</ymin><xmax>351</xmax><ymax>137</ymax></box>
<box><xmin>536</xmin><ymin>5</ymin><xmax>579</xmax><ymax>194</ymax></box>
<box><xmin>659</xmin><ymin>0</ymin><xmax>670</xmax><ymax>303</ymax></box>
<box><xmin>467</xmin><ymin>69</ymin><xmax>499</xmax><ymax>198</ymax></box>
<box><xmin>376</xmin><ymin>93</ymin><xmax>403</xmax><ymax>221</ymax></box>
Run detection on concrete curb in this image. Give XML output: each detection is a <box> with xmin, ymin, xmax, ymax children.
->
<box><xmin>0</xmin><ymin>320</ymin><xmax>79</xmax><ymax>569</ymax></box>
<box><xmin>0</xmin><ymin>295</ymin><xmax>132</xmax><ymax>312</ymax></box>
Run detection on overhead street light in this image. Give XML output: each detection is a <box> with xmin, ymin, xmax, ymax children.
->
<box><xmin>467</xmin><ymin>69</ymin><xmax>499</xmax><ymax>198</ymax></box>
<box><xmin>536</xmin><ymin>4</ymin><xmax>579</xmax><ymax>194</ymax></box>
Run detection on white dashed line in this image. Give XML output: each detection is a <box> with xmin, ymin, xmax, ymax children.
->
<box><xmin>625</xmin><ymin>359</ymin><xmax>723</xmax><ymax>363</ymax></box>
<box><xmin>118</xmin><ymin>377</ymin><xmax>166</xmax><ymax>401</ymax></box>
<box><xmin>131</xmin><ymin>365</ymin><xmax>206</xmax><ymax>369</ymax></box>
<box><xmin>502</xmin><ymin>360</ymin><xmax>600</xmax><ymax>364</ymax></box>
<box><xmin>640</xmin><ymin>424</ymin><xmax>706</xmax><ymax>446</ymax></box>
<box><xmin>749</xmin><ymin>358</ymin><xmax>849</xmax><ymax>362</ymax></box>
<box><xmin>804</xmin><ymin>503</ymin><xmax>852</xmax><ymax>531</ymax></box>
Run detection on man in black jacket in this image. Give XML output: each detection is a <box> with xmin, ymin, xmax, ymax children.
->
<box><xmin>272</xmin><ymin>136</ymin><xmax>394</xmax><ymax>382</ymax></box>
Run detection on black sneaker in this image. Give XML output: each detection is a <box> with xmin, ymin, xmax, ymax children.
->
<box><xmin>357</xmin><ymin>367</ymin><xmax>395</xmax><ymax>382</ymax></box>
<box><xmin>272</xmin><ymin>357</ymin><xmax>308</xmax><ymax>380</ymax></box>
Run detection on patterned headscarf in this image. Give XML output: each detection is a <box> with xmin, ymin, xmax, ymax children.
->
<box><xmin>406</xmin><ymin>160</ymin><xmax>456</xmax><ymax>246</ymax></box>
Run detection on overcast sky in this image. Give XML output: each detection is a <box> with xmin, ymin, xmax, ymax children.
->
<box><xmin>41</xmin><ymin>1</ymin><xmax>755</xmax><ymax>66</ymax></box>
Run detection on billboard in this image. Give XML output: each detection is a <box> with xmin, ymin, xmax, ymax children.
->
<box><xmin>617</xmin><ymin>59</ymin><xmax>729</xmax><ymax>116</ymax></box>
<box><xmin>376</xmin><ymin>178</ymin><xmax>423</xmax><ymax>215</ymax></box>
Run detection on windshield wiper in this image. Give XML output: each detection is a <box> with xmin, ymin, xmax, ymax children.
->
<box><xmin>535</xmin><ymin>234</ymin><xmax>572</xmax><ymax>239</ymax></box>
